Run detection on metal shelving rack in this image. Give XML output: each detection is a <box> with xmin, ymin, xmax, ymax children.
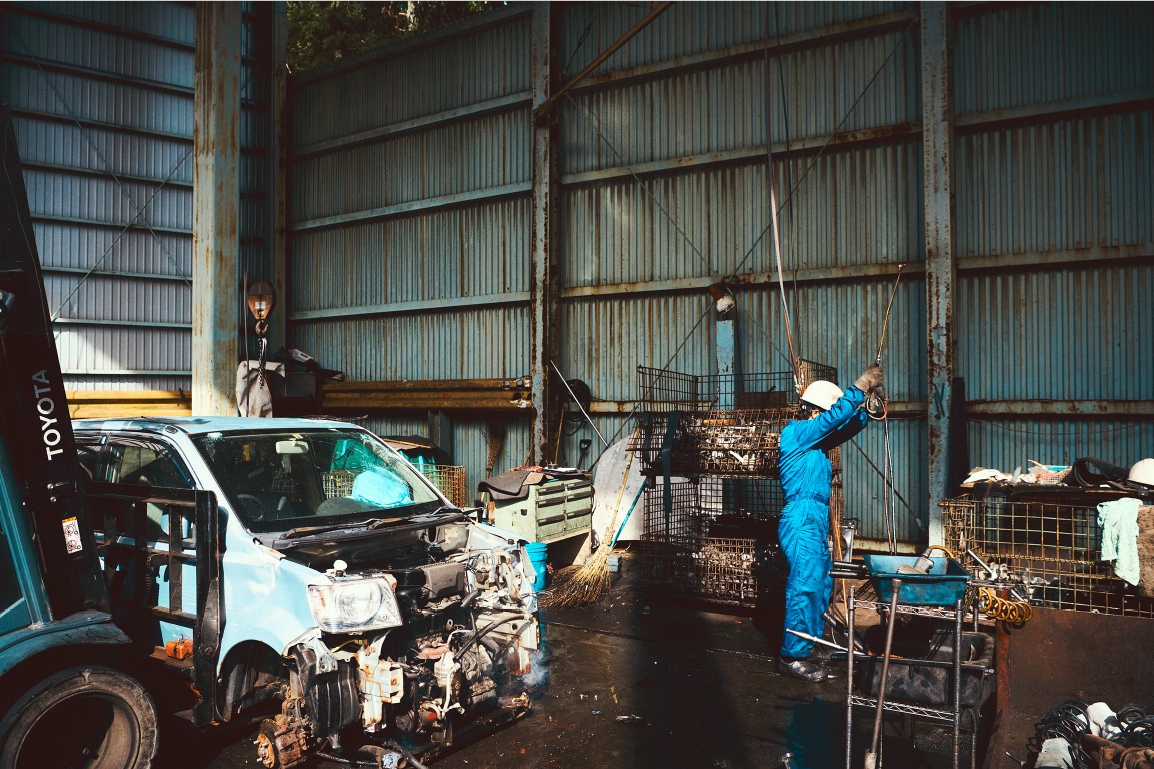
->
<box><xmin>844</xmin><ymin>590</ymin><xmax>985</xmax><ymax>769</ymax></box>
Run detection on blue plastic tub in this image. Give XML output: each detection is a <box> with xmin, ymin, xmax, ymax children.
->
<box><xmin>862</xmin><ymin>554</ymin><xmax>971</xmax><ymax>607</ymax></box>
<box><xmin>525</xmin><ymin>542</ymin><xmax>548</xmax><ymax>592</ymax></box>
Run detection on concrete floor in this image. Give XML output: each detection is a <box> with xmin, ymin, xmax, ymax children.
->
<box><xmin>159</xmin><ymin>552</ymin><xmax>975</xmax><ymax>769</ymax></box>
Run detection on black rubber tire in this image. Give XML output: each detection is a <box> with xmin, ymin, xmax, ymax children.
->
<box><xmin>0</xmin><ymin>664</ymin><xmax>158</xmax><ymax>769</ymax></box>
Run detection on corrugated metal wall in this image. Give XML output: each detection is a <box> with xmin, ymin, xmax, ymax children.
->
<box><xmin>0</xmin><ymin>1</ymin><xmax>277</xmax><ymax>389</ymax></box>
<box><xmin>288</xmin><ymin>2</ymin><xmax>1152</xmax><ymax>538</ymax></box>
<box><xmin>953</xmin><ymin>1</ymin><xmax>1153</xmax><ymax>483</ymax></box>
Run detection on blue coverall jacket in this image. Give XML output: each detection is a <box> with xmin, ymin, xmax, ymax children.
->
<box><xmin>778</xmin><ymin>385</ymin><xmax>869</xmax><ymax>659</ymax></box>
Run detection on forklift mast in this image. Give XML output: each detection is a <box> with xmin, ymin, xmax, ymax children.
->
<box><xmin>0</xmin><ymin>106</ymin><xmax>108</xmax><ymax>618</ymax></box>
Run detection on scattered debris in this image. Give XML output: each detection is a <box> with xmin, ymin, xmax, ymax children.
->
<box><xmin>615</xmin><ymin>715</ymin><xmax>648</xmax><ymax>725</ymax></box>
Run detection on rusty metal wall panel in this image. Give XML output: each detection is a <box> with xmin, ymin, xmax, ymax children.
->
<box><xmin>291</xmin><ymin>16</ymin><xmax>531</xmax><ymax>149</ymax></box>
<box><xmin>959</xmin><ymin>264</ymin><xmax>1154</xmax><ymax>402</ymax></box>
<box><xmin>967</xmin><ymin>419</ymin><xmax>1154</xmax><ymax>476</ymax></box>
<box><xmin>290</xmin><ymin>197</ymin><xmax>530</xmax><ymax>314</ymax></box>
<box><xmin>955</xmin><ymin>3</ymin><xmax>1153</xmax><ymax>114</ymax></box>
<box><xmin>292</xmin><ymin>305</ymin><xmax>529</xmax><ymax>382</ymax></box>
<box><xmin>560</xmin><ymin>29</ymin><xmax>920</xmax><ymax>174</ymax></box>
<box><xmin>559</xmin><ymin>2</ymin><xmax>910</xmax><ymax>75</ymax></box>
<box><xmin>0</xmin><ymin>2</ymin><xmax>198</xmax><ymax>391</ymax></box>
<box><xmin>956</xmin><ymin>110</ymin><xmax>1154</xmax><ymax>257</ymax></box>
<box><xmin>561</xmin><ymin>294</ymin><xmax>717</xmax><ymax>403</ymax></box>
<box><xmin>561</xmin><ymin>142</ymin><xmax>923</xmax><ymax>288</ymax></box>
<box><xmin>290</xmin><ymin>109</ymin><xmax>530</xmax><ymax>222</ymax></box>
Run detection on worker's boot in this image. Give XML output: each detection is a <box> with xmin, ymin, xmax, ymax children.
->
<box><xmin>777</xmin><ymin>657</ymin><xmax>829</xmax><ymax>683</ymax></box>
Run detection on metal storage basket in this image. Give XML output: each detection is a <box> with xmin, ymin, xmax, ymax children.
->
<box><xmin>422</xmin><ymin>465</ymin><xmax>467</xmax><ymax>508</ymax></box>
<box><xmin>941</xmin><ymin>496</ymin><xmax>1154</xmax><ymax>618</ymax></box>
<box><xmin>630</xmin><ymin>361</ymin><xmax>836</xmax><ymax>479</ymax></box>
<box><xmin>640</xmin><ymin>477</ymin><xmax>786</xmax><ymax>604</ymax></box>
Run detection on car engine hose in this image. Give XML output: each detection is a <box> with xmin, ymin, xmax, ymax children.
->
<box><xmin>384</xmin><ymin>741</ymin><xmax>429</xmax><ymax>769</ymax></box>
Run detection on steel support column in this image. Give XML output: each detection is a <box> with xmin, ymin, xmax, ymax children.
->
<box><xmin>530</xmin><ymin>3</ymin><xmax>560</xmax><ymax>464</ymax></box>
<box><xmin>192</xmin><ymin>3</ymin><xmax>241</xmax><ymax>416</ymax></box>
<box><xmin>921</xmin><ymin>2</ymin><xmax>955</xmax><ymax>544</ymax></box>
<box><xmin>269</xmin><ymin>1</ymin><xmax>288</xmax><ymax>353</ymax></box>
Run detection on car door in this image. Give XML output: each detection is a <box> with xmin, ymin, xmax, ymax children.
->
<box><xmin>96</xmin><ymin>435</ymin><xmax>197</xmax><ymax>647</ymax></box>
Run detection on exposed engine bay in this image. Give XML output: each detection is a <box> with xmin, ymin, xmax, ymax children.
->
<box><xmin>253</xmin><ymin>520</ymin><xmax>540</xmax><ymax>769</ymax></box>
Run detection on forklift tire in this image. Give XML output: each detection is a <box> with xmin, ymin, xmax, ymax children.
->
<box><xmin>0</xmin><ymin>664</ymin><xmax>158</xmax><ymax>769</ymax></box>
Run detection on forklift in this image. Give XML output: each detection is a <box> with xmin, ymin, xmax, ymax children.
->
<box><xmin>0</xmin><ymin>105</ymin><xmax>222</xmax><ymax>769</ymax></box>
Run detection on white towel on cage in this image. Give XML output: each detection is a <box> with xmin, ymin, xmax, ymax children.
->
<box><xmin>1097</xmin><ymin>497</ymin><xmax>1141</xmax><ymax>586</ymax></box>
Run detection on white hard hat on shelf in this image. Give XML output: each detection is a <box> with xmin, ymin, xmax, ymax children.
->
<box><xmin>799</xmin><ymin>380</ymin><xmax>844</xmax><ymax>411</ymax></box>
<box><xmin>1129</xmin><ymin>458</ymin><xmax>1154</xmax><ymax>487</ymax></box>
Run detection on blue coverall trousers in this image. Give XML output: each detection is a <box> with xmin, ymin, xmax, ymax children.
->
<box><xmin>778</xmin><ymin>496</ymin><xmax>834</xmax><ymax>659</ymax></box>
<box><xmin>777</xmin><ymin>385</ymin><xmax>868</xmax><ymax>659</ymax></box>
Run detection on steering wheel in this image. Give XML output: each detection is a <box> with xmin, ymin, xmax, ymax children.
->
<box><xmin>236</xmin><ymin>493</ymin><xmax>264</xmax><ymax>521</ymax></box>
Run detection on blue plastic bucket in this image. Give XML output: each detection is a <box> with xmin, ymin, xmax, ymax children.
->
<box><xmin>525</xmin><ymin>542</ymin><xmax>548</xmax><ymax>592</ymax></box>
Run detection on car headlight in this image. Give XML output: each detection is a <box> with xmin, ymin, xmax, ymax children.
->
<box><xmin>307</xmin><ymin>578</ymin><xmax>403</xmax><ymax>633</ymax></box>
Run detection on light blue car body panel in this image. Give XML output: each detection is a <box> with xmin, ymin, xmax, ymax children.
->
<box><xmin>73</xmin><ymin>417</ymin><xmax>454</xmax><ymax>670</ymax></box>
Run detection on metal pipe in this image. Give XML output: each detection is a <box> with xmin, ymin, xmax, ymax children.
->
<box><xmin>845</xmin><ymin>590</ymin><xmax>856</xmax><ymax>769</ymax></box>
<box><xmin>953</xmin><ymin>598</ymin><xmax>963</xmax><ymax>769</ymax></box>
<box><xmin>864</xmin><ymin>579</ymin><xmax>902</xmax><ymax>769</ymax></box>
<box><xmin>534</xmin><ymin>2</ymin><xmax>673</xmax><ymax>121</ymax></box>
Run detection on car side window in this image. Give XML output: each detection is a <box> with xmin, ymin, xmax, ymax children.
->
<box><xmin>104</xmin><ymin>439</ymin><xmax>193</xmax><ymax>541</ymax></box>
<box><xmin>74</xmin><ymin>437</ymin><xmax>105</xmax><ymax>481</ymax></box>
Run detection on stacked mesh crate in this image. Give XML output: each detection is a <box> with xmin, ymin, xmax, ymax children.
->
<box><xmin>631</xmin><ymin>361</ymin><xmax>841</xmax><ymax>605</ymax></box>
<box><xmin>941</xmin><ymin>493</ymin><xmax>1154</xmax><ymax>618</ymax></box>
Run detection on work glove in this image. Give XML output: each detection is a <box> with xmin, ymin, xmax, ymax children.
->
<box><xmin>855</xmin><ymin>365</ymin><xmax>883</xmax><ymax>393</ymax></box>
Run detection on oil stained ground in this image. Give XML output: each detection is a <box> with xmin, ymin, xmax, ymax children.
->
<box><xmin>161</xmin><ymin>553</ymin><xmax>970</xmax><ymax>769</ymax></box>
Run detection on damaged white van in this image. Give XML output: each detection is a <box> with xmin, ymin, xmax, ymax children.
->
<box><xmin>74</xmin><ymin>417</ymin><xmax>540</xmax><ymax>768</ymax></box>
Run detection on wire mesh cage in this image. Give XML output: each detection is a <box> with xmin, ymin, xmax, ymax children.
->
<box><xmin>941</xmin><ymin>497</ymin><xmax>1154</xmax><ymax>618</ymax></box>
<box><xmin>636</xmin><ymin>359</ymin><xmax>837</xmax><ymax>413</ymax></box>
<box><xmin>640</xmin><ymin>477</ymin><xmax>788</xmax><ymax>603</ymax></box>
<box><xmin>422</xmin><ymin>465</ymin><xmax>467</xmax><ymax>508</ymax></box>
<box><xmin>630</xmin><ymin>361</ymin><xmax>837</xmax><ymax>478</ymax></box>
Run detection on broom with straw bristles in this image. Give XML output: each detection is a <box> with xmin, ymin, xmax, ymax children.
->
<box><xmin>540</xmin><ymin>432</ymin><xmax>639</xmax><ymax>608</ymax></box>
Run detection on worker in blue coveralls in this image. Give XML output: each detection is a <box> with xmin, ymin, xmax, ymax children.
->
<box><xmin>776</xmin><ymin>365</ymin><xmax>884</xmax><ymax>682</ymax></box>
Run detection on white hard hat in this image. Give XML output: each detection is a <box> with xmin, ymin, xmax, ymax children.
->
<box><xmin>1129</xmin><ymin>458</ymin><xmax>1154</xmax><ymax>487</ymax></box>
<box><xmin>800</xmin><ymin>380</ymin><xmax>844</xmax><ymax>411</ymax></box>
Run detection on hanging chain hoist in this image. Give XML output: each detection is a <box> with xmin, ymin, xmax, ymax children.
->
<box><xmin>246</xmin><ymin>281</ymin><xmax>276</xmax><ymax>390</ymax></box>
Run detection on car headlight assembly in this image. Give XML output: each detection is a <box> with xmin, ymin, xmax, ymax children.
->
<box><xmin>307</xmin><ymin>578</ymin><xmax>403</xmax><ymax>633</ymax></box>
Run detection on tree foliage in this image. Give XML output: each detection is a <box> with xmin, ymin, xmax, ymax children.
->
<box><xmin>287</xmin><ymin>2</ymin><xmax>498</xmax><ymax>72</ymax></box>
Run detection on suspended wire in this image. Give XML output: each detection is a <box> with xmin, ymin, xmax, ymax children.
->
<box><xmin>762</xmin><ymin>3</ymin><xmax>799</xmax><ymax>384</ymax></box>
<box><xmin>11</xmin><ymin>29</ymin><xmax>193</xmax><ymax>289</ymax></box>
<box><xmin>730</xmin><ymin>16</ymin><xmax>918</xmax><ymax>280</ymax></box>
<box><xmin>564</xmin><ymin>93</ymin><xmax>714</xmax><ymax>276</ymax></box>
<box><xmin>561</xmin><ymin>8</ymin><xmax>602</xmax><ymax>78</ymax></box>
<box><xmin>51</xmin><ymin>148</ymin><xmax>193</xmax><ymax>320</ymax></box>
<box><xmin>772</xmin><ymin>3</ymin><xmax>803</xmax><ymax>357</ymax></box>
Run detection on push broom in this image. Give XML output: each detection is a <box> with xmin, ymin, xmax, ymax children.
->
<box><xmin>541</xmin><ymin>431</ymin><xmax>641</xmax><ymax>608</ymax></box>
